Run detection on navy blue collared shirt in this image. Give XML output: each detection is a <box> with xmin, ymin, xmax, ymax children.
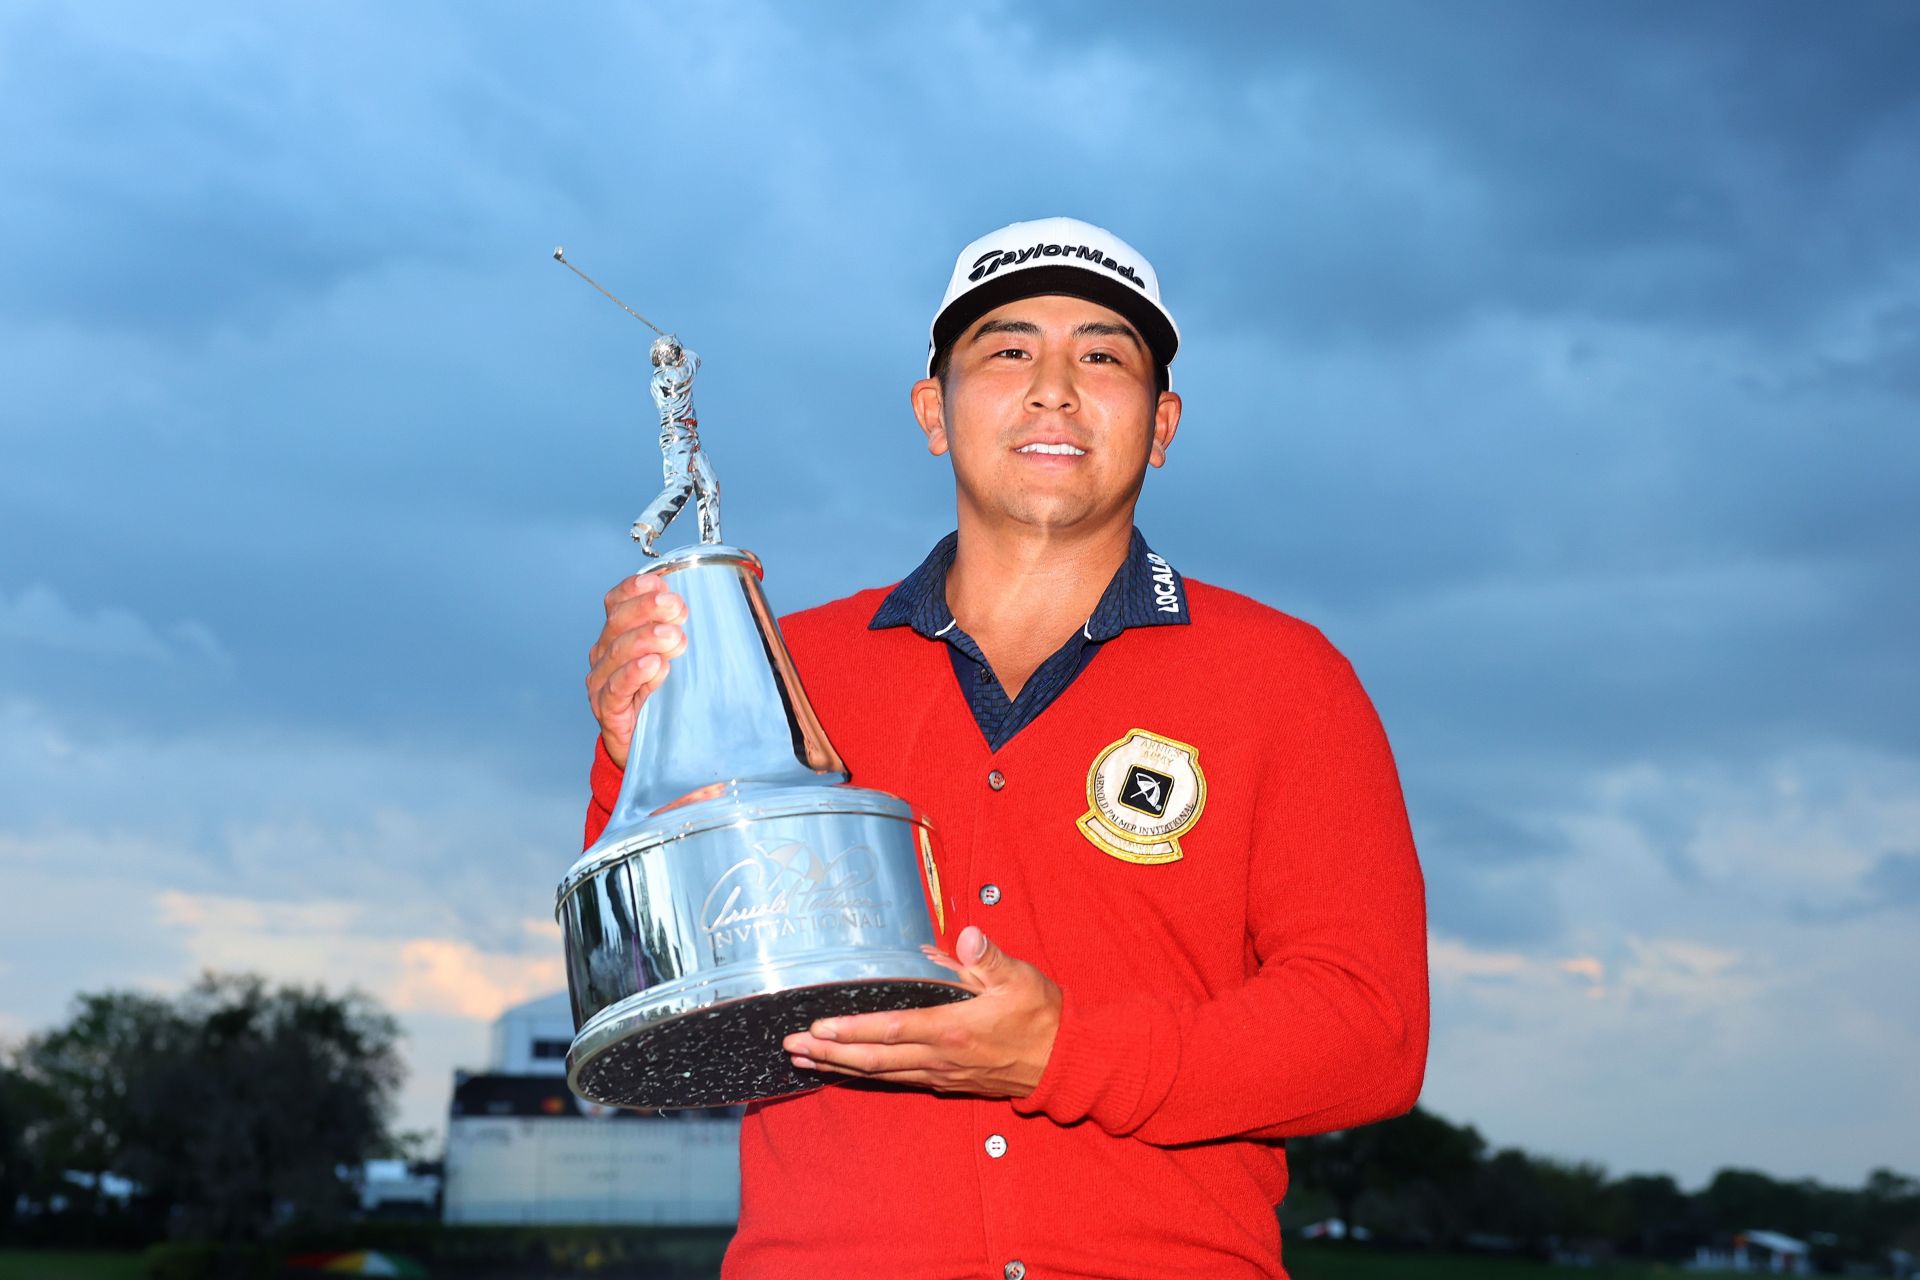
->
<box><xmin>868</xmin><ymin>528</ymin><xmax>1190</xmax><ymax>751</ymax></box>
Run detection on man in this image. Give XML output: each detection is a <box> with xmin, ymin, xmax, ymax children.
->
<box><xmin>583</xmin><ymin>217</ymin><xmax>1428</xmax><ymax>1278</ymax></box>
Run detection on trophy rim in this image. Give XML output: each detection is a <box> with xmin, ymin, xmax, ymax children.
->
<box><xmin>648</xmin><ymin>542</ymin><xmax>764</xmax><ymax>580</ymax></box>
<box><xmin>566</xmin><ymin>951</ymin><xmax>973</xmax><ymax>1109</ymax></box>
<box><xmin>555</xmin><ymin>782</ymin><xmax>925</xmax><ymax>910</ymax></box>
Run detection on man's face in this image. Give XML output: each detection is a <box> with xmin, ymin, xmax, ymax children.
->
<box><xmin>911</xmin><ymin>294</ymin><xmax>1181</xmax><ymax>537</ymax></box>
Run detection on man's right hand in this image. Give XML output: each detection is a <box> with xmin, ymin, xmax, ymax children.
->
<box><xmin>586</xmin><ymin>572</ymin><xmax>687</xmax><ymax>768</ymax></box>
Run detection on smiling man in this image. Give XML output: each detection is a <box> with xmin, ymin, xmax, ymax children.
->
<box><xmin>583</xmin><ymin>217</ymin><xmax>1430</xmax><ymax>1279</ymax></box>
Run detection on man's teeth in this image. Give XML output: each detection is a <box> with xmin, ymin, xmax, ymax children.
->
<box><xmin>1017</xmin><ymin>443</ymin><xmax>1086</xmax><ymax>456</ymax></box>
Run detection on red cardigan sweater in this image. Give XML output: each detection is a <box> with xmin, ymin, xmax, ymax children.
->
<box><xmin>586</xmin><ymin>578</ymin><xmax>1428</xmax><ymax>1279</ymax></box>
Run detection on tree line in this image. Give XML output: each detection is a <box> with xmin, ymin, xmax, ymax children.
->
<box><xmin>1287</xmin><ymin>1106</ymin><xmax>1920</xmax><ymax>1272</ymax></box>
<box><xmin>2</xmin><ymin>972</ymin><xmax>1915</xmax><ymax>1270</ymax></box>
<box><xmin>0</xmin><ymin>974</ymin><xmax>404</xmax><ymax>1245</ymax></box>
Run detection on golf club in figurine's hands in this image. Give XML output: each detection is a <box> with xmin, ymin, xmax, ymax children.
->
<box><xmin>550</xmin><ymin>248</ymin><xmax>969</xmax><ymax>1110</ymax></box>
<box><xmin>553</xmin><ymin>248</ymin><xmax>720</xmax><ymax>555</ymax></box>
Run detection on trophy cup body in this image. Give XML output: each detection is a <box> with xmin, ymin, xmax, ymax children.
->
<box><xmin>557</xmin><ymin>546</ymin><xmax>967</xmax><ymax>1109</ymax></box>
<box><xmin>552</xmin><ymin>312</ymin><xmax>966</xmax><ymax>1109</ymax></box>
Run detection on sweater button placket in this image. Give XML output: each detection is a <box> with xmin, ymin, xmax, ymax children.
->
<box><xmin>1003</xmin><ymin>1262</ymin><xmax>1027</xmax><ymax>1280</ymax></box>
<box><xmin>980</xmin><ymin>765</ymin><xmax>1005</xmax><ymax>910</ymax></box>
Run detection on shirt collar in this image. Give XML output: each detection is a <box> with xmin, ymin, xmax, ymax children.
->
<box><xmin>868</xmin><ymin>531</ymin><xmax>961</xmax><ymax>636</ymax></box>
<box><xmin>869</xmin><ymin>528</ymin><xmax>1189</xmax><ymax>639</ymax></box>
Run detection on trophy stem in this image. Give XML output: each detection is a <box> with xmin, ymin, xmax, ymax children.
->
<box><xmin>611</xmin><ymin>544</ymin><xmax>845</xmax><ymax>824</ymax></box>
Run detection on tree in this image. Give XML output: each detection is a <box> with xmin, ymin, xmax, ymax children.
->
<box><xmin>1609</xmin><ymin>1172</ymin><xmax>1697</xmax><ymax>1259</ymax></box>
<box><xmin>1529</xmin><ymin>1156</ymin><xmax>1616</xmax><ymax>1243</ymax></box>
<box><xmin>1287</xmin><ymin>1127</ymin><xmax>1370</xmax><ymax>1237</ymax></box>
<box><xmin>13</xmin><ymin>991</ymin><xmax>182</xmax><ymax>1221</ymax></box>
<box><xmin>1287</xmin><ymin>1106</ymin><xmax>1486</xmax><ymax>1243</ymax></box>
<box><xmin>12</xmin><ymin>974</ymin><xmax>403</xmax><ymax>1241</ymax></box>
<box><xmin>0</xmin><ymin>1061</ymin><xmax>60</xmax><ymax>1234</ymax></box>
<box><xmin>1700</xmin><ymin>1167</ymin><xmax>1811</xmax><ymax>1237</ymax></box>
<box><xmin>1862</xmin><ymin>1168</ymin><xmax>1920</xmax><ymax>1259</ymax></box>
<box><xmin>1358</xmin><ymin>1107</ymin><xmax>1487</xmax><ymax>1246</ymax></box>
<box><xmin>1470</xmin><ymin>1148</ymin><xmax>1559</xmax><ymax>1247</ymax></box>
<box><xmin>1280</xmin><ymin>1104</ymin><xmax>1920</xmax><ymax>1266</ymax></box>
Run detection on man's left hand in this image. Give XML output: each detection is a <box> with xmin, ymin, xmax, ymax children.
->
<box><xmin>782</xmin><ymin>926</ymin><xmax>1062</xmax><ymax>1097</ymax></box>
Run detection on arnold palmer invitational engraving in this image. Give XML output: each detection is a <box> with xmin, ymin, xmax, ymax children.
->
<box><xmin>699</xmin><ymin>842</ymin><xmax>889</xmax><ymax>953</ymax></box>
<box><xmin>552</xmin><ymin>252</ymin><xmax>967</xmax><ymax>1109</ymax></box>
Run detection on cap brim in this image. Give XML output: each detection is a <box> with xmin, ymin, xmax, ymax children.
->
<box><xmin>929</xmin><ymin>265</ymin><xmax>1178</xmax><ymax>376</ymax></box>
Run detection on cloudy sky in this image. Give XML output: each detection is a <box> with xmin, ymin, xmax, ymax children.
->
<box><xmin>4</xmin><ymin>1</ymin><xmax>1916</xmax><ymax>1188</ymax></box>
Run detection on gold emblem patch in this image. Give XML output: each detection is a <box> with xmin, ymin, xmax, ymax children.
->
<box><xmin>1078</xmin><ymin>728</ymin><xmax>1206</xmax><ymax>864</ymax></box>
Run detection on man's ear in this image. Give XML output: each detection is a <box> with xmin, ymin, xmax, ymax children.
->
<box><xmin>911</xmin><ymin>377</ymin><xmax>950</xmax><ymax>456</ymax></box>
<box><xmin>1148</xmin><ymin>390</ymin><xmax>1182</xmax><ymax>468</ymax></box>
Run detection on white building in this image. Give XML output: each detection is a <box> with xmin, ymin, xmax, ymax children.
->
<box><xmin>487</xmin><ymin>989</ymin><xmax>585</xmax><ymax>1076</ymax></box>
<box><xmin>442</xmin><ymin>992</ymin><xmax>742</xmax><ymax>1225</ymax></box>
<box><xmin>1691</xmin><ymin>1229</ymin><xmax>1812</xmax><ymax>1274</ymax></box>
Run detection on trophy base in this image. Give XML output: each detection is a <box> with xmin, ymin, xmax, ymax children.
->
<box><xmin>570</xmin><ymin>977</ymin><xmax>970</xmax><ymax>1110</ymax></box>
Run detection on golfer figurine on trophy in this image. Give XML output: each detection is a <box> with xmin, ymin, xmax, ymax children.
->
<box><xmin>632</xmin><ymin>332</ymin><xmax>720</xmax><ymax>555</ymax></box>
<box><xmin>553</xmin><ymin>247</ymin><xmax>720</xmax><ymax>554</ymax></box>
<box><xmin>548</xmin><ymin>248</ymin><xmax>968</xmax><ymax>1110</ymax></box>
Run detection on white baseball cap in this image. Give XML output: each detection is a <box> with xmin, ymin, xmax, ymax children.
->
<box><xmin>927</xmin><ymin>216</ymin><xmax>1180</xmax><ymax>382</ymax></box>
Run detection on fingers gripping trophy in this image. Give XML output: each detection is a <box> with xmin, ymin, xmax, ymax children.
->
<box><xmin>550</xmin><ymin>249</ymin><xmax>968</xmax><ymax>1109</ymax></box>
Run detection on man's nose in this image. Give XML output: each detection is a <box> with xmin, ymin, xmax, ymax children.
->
<box><xmin>1027</xmin><ymin>350</ymin><xmax>1078</xmax><ymax>412</ymax></box>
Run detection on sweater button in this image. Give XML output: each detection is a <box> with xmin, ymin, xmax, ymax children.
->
<box><xmin>987</xmin><ymin>769</ymin><xmax>1006</xmax><ymax>790</ymax></box>
<box><xmin>979</xmin><ymin>884</ymin><xmax>1002</xmax><ymax>906</ymax></box>
<box><xmin>1004</xmin><ymin>1263</ymin><xmax>1026</xmax><ymax>1280</ymax></box>
<box><xmin>984</xmin><ymin>1133</ymin><xmax>1008</xmax><ymax>1159</ymax></box>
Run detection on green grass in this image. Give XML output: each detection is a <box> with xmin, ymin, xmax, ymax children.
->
<box><xmin>1285</xmin><ymin>1244</ymin><xmax>1706</xmax><ymax>1279</ymax></box>
<box><xmin>0</xmin><ymin>1243</ymin><xmax>1734</xmax><ymax>1280</ymax></box>
<box><xmin>0</xmin><ymin>1251</ymin><xmax>145</xmax><ymax>1280</ymax></box>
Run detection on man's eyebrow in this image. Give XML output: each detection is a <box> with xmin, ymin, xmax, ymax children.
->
<box><xmin>1074</xmin><ymin>321</ymin><xmax>1143</xmax><ymax>348</ymax></box>
<box><xmin>967</xmin><ymin>318</ymin><xmax>1144</xmax><ymax>349</ymax></box>
<box><xmin>968</xmin><ymin>318</ymin><xmax>1042</xmax><ymax>344</ymax></box>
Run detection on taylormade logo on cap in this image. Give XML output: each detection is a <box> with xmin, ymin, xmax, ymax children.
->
<box><xmin>928</xmin><ymin>216</ymin><xmax>1180</xmax><ymax>380</ymax></box>
<box><xmin>967</xmin><ymin>241</ymin><xmax>1148</xmax><ymax>289</ymax></box>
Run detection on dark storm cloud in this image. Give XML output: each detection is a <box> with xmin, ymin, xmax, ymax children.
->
<box><xmin>3</xmin><ymin>0</ymin><xmax>1916</xmax><ymax>946</ymax></box>
<box><xmin>1402</xmin><ymin>794</ymin><xmax>1574</xmax><ymax>947</ymax></box>
<box><xmin>1791</xmin><ymin>850</ymin><xmax>1920</xmax><ymax>923</ymax></box>
<box><xmin>1860</xmin><ymin>851</ymin><xmax>1920</xmax><ymax>911</ymax></box>
<box><xmin>0</xmin><ymin>3</ymin><xmax>613</xmax><ymax>340</ymax></box>
<box><xmin>1073</xmin><ymin>2</ymin><xmax>1920</xmax><ymax>345</ymax></box>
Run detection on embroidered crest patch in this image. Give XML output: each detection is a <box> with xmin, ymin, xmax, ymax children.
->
<box><xmin>1078</xmin><ymin>728</ymin><xmax>1206</xmax><ymax>864</ymax></box>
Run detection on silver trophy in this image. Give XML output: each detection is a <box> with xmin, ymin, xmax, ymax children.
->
<box><xmin>552</xmin><ymin>250</ymin><xmax>969</xmax><ymax>1109</ymax></box>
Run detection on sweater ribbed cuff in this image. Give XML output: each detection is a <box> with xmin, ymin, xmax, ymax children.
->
<box><xmin>1012</xmin><ymin>993</ymin><xmax>1151</xmax><ymax>1135</ymax></box>
<box><xmin>590</xmin><ymin>735</ymin><xmax>624</xmax><ymax>800</ymax></box>
<box><xmin>586</xmin><ymin>736</ymin><xmax>624</xmax><ymax>846</ymax></box>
